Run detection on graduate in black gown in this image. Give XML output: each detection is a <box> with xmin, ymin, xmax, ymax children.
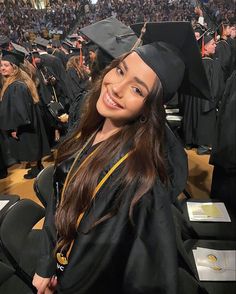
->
<box><xmin>0</xmin><ymin>50</ymin><xmax>50</xmax><ymax>178</ymax></box>
<box><xmin>181</xmin><ymin>30</ymin><xmax>224</xmax><ymax>154</ymax></box>
<box><xmin>33</xmin><ymin>22</ymin><xmax>210</xmax><ymax>294</ymax></box>
<box><xmin>66</xmin><ymin>55</ymin><xmax>90</xmax><ymax>131</ymax></box>
<box><xmin>210</xmin><ymin>70</ymin><xmax>236</xmax><ymax>211</ymax></box>
<box><xmin>215</xmin><ymin>22</ymin><xmax>234</xmax><ymax>82</ymax></box>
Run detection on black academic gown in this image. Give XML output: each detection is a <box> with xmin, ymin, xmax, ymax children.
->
<box><xmin>36</xmin><ymin>136</ymin><xmax>179</xmax><ymax>294</ymax></box>
<box><xmin>40</xmin><ymin>53</ymin><xmax>71</xmax><ymax>108</ymax></box>
<box><xmin>0</xmin><ymin>81</ymin><xmax>50</xmax><ymax>162</ymax></box>
<box><xmin>66</xmin><ymin>68</ymin><xmax>89</xmax><ymax>131</ymax></box>
<box><xmin>181</xmin><ymin>56</ymin><xmax>224</xmax><ymax>146</ymax></box>
<box><xmin>210</xmin><ymin>70</ymin><xmax>236</xmax><ymax>210</ymax></box>
<box><xmin>215</xmin><ymin>38</ymin><xmax>233</xmax><ymax>82</ymax></box>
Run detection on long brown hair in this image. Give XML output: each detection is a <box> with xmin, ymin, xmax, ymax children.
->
<box><xmin>55</xmin><ymin>53</ymin><xmax>167</xmax><ymax>253</ymax></box>
<box><xmin>66</xmin><ymin>55</ymin><xmax>89</xmax><ymax>80</ymax></box>
<box><xmin>0</xmin><ymin>64</ymin><xmax>39</xmax><ymax>103</ymax></box>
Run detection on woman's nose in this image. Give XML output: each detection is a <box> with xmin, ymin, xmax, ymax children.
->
<box><xmin>111</xmin><ymin>81</ymin><xmax>126</xmax><ymax>99</ymax></box>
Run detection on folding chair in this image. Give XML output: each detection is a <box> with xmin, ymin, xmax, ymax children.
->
<box><xmin>0</xmin><ymin>199</ymin><xmax>45</xmax><ymax>293</ymax></box>
<box><xmin>34</xmin><ymin>165</ymin><xmax>54</xmax><ymax>207</ymax></box>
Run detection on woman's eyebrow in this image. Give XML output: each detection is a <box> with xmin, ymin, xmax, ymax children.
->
<box><xmin>121</xmin><ymin>60</ymin><xmax>150</xmax><ymax>93</ymax></box>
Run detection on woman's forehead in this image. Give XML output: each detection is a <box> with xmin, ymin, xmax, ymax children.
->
<box><xmin>121</xmin><ymin>52</ymin><xmax>157</xmax><ymax>80</ymax></box>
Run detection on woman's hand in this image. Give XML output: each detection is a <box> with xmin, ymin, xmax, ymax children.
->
<box><xmin>33</xmin><ymin>273</ymin><xmax>57</xmax><ymax>294</ymax></box>
<box><xmin>58</xmin><ymin>113</ymin><xmax>69</xmax><ymax>123</ymax></box>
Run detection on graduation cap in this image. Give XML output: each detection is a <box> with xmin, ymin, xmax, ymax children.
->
<box><xmin>1</xmin><ymin>50</ymin><xmax>25</xmax><ymax>66</ymax></box>
<box><xmin>0</xmin><ymin>35</ymin><xmax>10</xmax><ymax>49</ymax></box>
<box><xmin>11</xmin><ymin>42</ymin><xmax>29</xmax><ymax>56</ymax></box>
<box><xmin>34</xmin><ymin>37</ymin><xmax>49</xmax><ymax>50</ymax></box>
<box><xmin>68</xmin><ymin>33</ymin><xmax>79</xmax><ymax>42</ymax></box>
<box><xmin>197</xmin><ymin>29</ymin><xmax>216</xmax><ymax>57</ymax></box>
<box><xmin>80</xmin><ymin>17</ymin><xmax>138</xmax><ymax>59</ymax></box>
<box><xmin>61</xmin><ymin>40</ymin><xmax>73</xmax><ymax>52</ymax></box>
<box><xmin>131</xmin><ymin>22</ymin><xmax>211</xmax><ymax>102</ymax></box>
<box><xmin>193</xmin><ymin>23</ymin><xmax>206</xmax><ymax>36</ymax></box>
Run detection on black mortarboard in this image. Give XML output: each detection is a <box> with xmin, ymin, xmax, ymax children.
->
<box><xmin>80</xmin><ymin>17</ymin><xmax>138</xmax><ymax>58</ymax></box>
<box><xmin>0</xmin><ymin>35</ymin><xmax>10</xmax><ymax>49</ymax></box>
<box><xmin>11</xmin><ymin>42</ymin><xmax>29</xmax><ymax>56</ymax></box>
<box><xmin>34</xmin><ymin>37</ymin><xmax>49</xmax><ymax>50</ymax></box>
<box><xmin>62</xmin><ymin>40</ymin><xmax>73</xmax><ymax>52</ymax></box>
<box><xmin>131</xmin><ymin>22</ymin><xmax>211</xmax><ymax>102</ymax></box>
<box><xmin>193</xmin><ymin>23</ymin><xmax>206</xmax><ymax>35</ymax></box>
<box><xmin>68</xmin><ymin>33</ymin><xmax>79</xmax><ymax>42</ymax></box>
<box><xmin>1</xmin><ymin>50</ymin><xmax>25</xmax><ymax>66</ymax></box>
<box><xmin>198</xmin><ymin>29</ymin><xmax>215</xmax><ymax>45</ymax></box>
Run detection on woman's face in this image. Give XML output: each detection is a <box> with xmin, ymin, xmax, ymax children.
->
<box><xmin>0</xmin><ymin>60</ymin><xmax>14</xmax><ymax>77</ymax></box>
<box><xmin>96</xmin><ymin>52</ymin><xmax>157</xmax><ymax>125</ymax></box>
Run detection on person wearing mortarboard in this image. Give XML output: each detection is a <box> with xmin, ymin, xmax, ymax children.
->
<box><xmin>181</xmin><ymin>29</ymin><xmax>225</xmax><ymax>155</ymax></box>
<box><xmin>0</xmin><ymin>50</ymin><xmax>50</xmax><ymax>179</ymax></box>
<box><xmin>48</xmin><ymin>40</ymin><xmax>69</xmax><ymax>69</ymax></box>
<box><xmin>215</xmin><ymin>21</ymin><xmax>234</xmax><ymax>81</ymax></box>
<box><xmin>29</xmin><ymin>37</ymin><xmax>71</xmax><ymax>146</ymax></box>
<box><xmin>227</xmin><ymin>22</ymin><xmax>236</xmax><ymax>71</ymax></box>
<box><xmin>210</xmin><ymin>69</ymin><xmax>236</xmax><ymax>211</ymax></box>
<box><xmin>32</xmin><ymin>21</ymin><xmax>211</xmax><ymax>294</ymax></box>
<box><xmin>0</xmin><ymin>35</ymin><xmax>11</xmax><ymax>51</ymax></box>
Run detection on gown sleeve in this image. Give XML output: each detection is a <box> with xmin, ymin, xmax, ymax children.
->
<box><xmin>123</xmin><ymin>182</ymin><xmax>178</xmax><ymax>294</ymax></box>
<box><xmin>35</xmin><ymin>171</ymin><xmax>57</xmax><ymax>277</ymax></box>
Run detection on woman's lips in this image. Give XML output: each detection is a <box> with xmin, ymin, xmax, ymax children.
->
<box><xmin>102</xmin><ymin>91</ymin><xmax>123</xmax><ymax>109</ymax></box>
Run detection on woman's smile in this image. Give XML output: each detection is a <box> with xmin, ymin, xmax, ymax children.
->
<box><xmin>102</xmin><ymin>90</ymin><xmax>123</xmax><ymax>109</ymax></box>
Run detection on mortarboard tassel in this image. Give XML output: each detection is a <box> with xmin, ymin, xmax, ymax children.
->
<box><xmin>131</xmin><ymin>22</ymin><xmax>147</xmax><ymax>50</ymax></box>
<box><xmin>201</xmin><ymin>36</ymin><xmax>205</xmax><ymax>57</ymax></box>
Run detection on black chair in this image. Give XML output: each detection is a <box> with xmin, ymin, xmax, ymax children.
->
<box><xmin>180</xmin><ymin>199</ymin><xmax>236</xmax><ymax>241</ymax></box>
<box><xmin>172</xmin><ymin>205</ymin><xmax>236</xmax><ymax>294</ymax></box>
<box><xmin>0</xmin><ymin>261</ymin><xmax>15</xmax><ymax>285</ymax></box>
<box><xmin>0</xmin><ymin>194</ymin><xmax>20</xmax><ymax>224</ymax></box>
<box><xmin>34</xmin><ymin>165</ymin><xmax>54</xmax><ymax>207</ymax></box>
<box><xmin>0</xmin><ymin>199</ymin><xmax>45</xmax><ymax>293</ymax></box>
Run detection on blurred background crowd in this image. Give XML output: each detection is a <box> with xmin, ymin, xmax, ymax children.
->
<box><xmin>0</xmin><ymin>0</ymin><xmax>235</xmax><ymax>42</ymax></box>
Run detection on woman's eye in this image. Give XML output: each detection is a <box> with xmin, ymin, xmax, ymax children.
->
<box><xmin>132</xmin><ymin>87</ymin><xmax>144</xmax><ymax>97</ymax></box>
<box><xmin>116</xmin><ymin>66</ymin><xmax>124</xmax><ymax>76</ymax></box>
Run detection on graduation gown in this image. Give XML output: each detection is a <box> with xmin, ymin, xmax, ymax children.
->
<box><xmin>181</xmin><ymin>56</ymin><xmax>224</xmax><ymax>146</ymax></box>
<box><xmin>36</xmin><ymin>134</ymin><xmax>180</xmax><ymax>294</ymax></box>
<box><xmin>210</xmin><ymin>70</ymin><xmax>236</xmax><ymax>209</ymax></box>
<box><xmin>0</xmin><ymin>81</ymin><xmax>50</xmax><ymax>162</ymax></box>
<box><xmin>215</xmin><ymin>39</ymin><xmax>233</xmax><ymax>81</ymax></box>
<box><xmin>66</xmin><ymin>68</ymin><xmax>89</xmax><ymax>103</ymax></box>
<box><xmin>40</xmin><ymin>53</ymin><xmax>71</xmax><ymax>108</ymax></box>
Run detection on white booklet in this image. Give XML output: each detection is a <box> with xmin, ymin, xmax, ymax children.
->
<box><xmin>193</xmin><ymin>247</ymin><xmax>236</xmax><ymax>281</ymax></box>
<box><xmin>0</xmin><ymin>200</ymin><xmax>9</xmax><ymax>211</ymax></box>
<box><xmin>187</xmin><ymin>202</ymin><xmax>231</xmax><ymax>222</ymax></box>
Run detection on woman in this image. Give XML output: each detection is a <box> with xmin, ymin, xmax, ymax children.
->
<box><xmin>181</xmin><ymin>30</ymin><xmax>225</xmax><ymax>154</ymax></box>
<box><xmin>65</xmin><ymin>55</ymin><xmax>90</xmax><ymax>130</ymax></box>
<box><xmin>0</xmin><ymin>50</ymin><xmax>50</xmax><ymax>178</ymax></box>
<box><xmin>66</xmin><ymin>55</ymin><xmax>89</xmax><ymax>103</ymax></box>
<box><xmin>33</xmin><ymin>22</ymin><xmax>210</xmax><ymax>293</ymax></box>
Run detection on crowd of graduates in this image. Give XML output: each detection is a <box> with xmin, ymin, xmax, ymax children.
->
<box><xmin>0</xmin><ymin>0</ymin><xmax>87</xmax><ymax>40</ymax></box>
<box><xmin>0</xmin><ymin>1</ymin><xmax>235</xmax><ymax>293</ymax></box>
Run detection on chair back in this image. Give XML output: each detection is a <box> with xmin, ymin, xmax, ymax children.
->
<box><xmin>34</xmin><ymin>165</ymin><xmax>54</xmax><ymax>207</ymax></box>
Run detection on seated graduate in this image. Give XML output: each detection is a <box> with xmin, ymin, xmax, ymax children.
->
<box><xmin>33</xmin><ymin>21</ymin><xmax>210</xmax><ymax>294</ymax></box>
<box><xmin>0</xmin><ymin>50</ymin><xmax>50</xmax><ymax>178</ymax></box>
